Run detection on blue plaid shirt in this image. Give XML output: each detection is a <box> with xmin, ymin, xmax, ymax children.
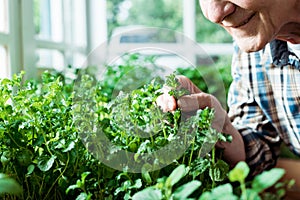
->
<box><xmin>227</xmin><ymin>40</ymin><xmax>300</xmax><ymax>175</ymax></box>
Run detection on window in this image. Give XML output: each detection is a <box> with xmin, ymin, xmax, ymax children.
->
<box><xmin>73</xmin><ymin>52</ymin><xmax>86</xmax><ymax>68</ymax></box>
<box><xmin>0</xmin><ymin>0</ymin><xmax>9</xmax><ymax>78</ymax></box>
<box><xmin>36</xmin><ymin>49</ymin><xmax>64</xmax><ymax>71</ymax></box>
<box><xmin>0</xmin><ymin>0</ymin><xmax>8</xmax><ymax>33</ymax></box>
<box><xmin>34</xmin><ymin>0</ymin><xmax>63</xmax><ymax>42</ymax></box>
<box><xmin>1</xmin><ymin>0</ymin><xmax>232</xmax><ymax>80</ymax></box>
<box><xmin>0</xmin><ymin>45</ymin><xmax>8</xmax><ymax>79</ymax></box>
<box><xmin>0</xmin><ymin>0</ymin><xmax>98</xmax><ymax>79</ymax></box>
<box><xmin>34</xmin><ymin>0</ymin><xmax>88</xmax><ymax>71</ymax></box>
<box><xmin>72</xmin><ymin>0</ymin><xmax>87</xmax><ymax>47</ymax></box>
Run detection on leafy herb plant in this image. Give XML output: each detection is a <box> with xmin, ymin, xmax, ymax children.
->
<box><xmin>133</xmin><ymin>161</ymin><xmax>293</xmax><ymax>200</ymax></box>
<box><xmin>0</xmin><ymin>54</ymin><xmax>291</xmax><ymax>199</ymax></box>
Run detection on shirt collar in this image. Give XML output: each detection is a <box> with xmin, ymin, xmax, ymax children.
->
<box><xmin>270</xmin><ymin>40</ymin><xmax>300</xmax><ymax>69</ymax></box>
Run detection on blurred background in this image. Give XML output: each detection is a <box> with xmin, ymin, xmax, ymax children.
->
<box><xmin>0</xmin><ymin>0</ymin><xmax>233</xmax><ymax>80</ymax></box>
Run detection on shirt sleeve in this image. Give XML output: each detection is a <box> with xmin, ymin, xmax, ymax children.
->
<box><xmin>227</xmin><ymin>44</ymin><xmax>281</xmax><ymax>176</ymax></box>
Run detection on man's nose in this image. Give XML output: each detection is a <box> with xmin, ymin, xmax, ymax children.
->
<box><xmin>200</xmin><ymin>0</ymin><xmax>235</xmax><ymax>24</ymax></box>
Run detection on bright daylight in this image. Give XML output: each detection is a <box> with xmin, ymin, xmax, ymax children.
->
<box><xmin>0</xmin><ymin>0</ymin><xmax>300</xmax><ymax>199</ymax></box>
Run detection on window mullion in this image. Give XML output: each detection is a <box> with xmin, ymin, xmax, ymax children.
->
<box><xmin>20</xmin><ymin>0</ymin><xmax>37</xmax><ymax>79</ymax></box>
<box><xmin>36</xmin><ymin>40</ymin><xmax>65</xmax><ymax>51</ymax></box>
<box><xmin>0</xmin><ymin>32</ymin><xmax>9</xmax><ymax>44</ymax></box>
<box><xmin>62</xmin><ymin>0</ymin><xmax>72</xmax><ymax>66</ymax></box>
<box><xmin>7</xmin><ymin>0</ymin><xmax>22</xmax><ymax>78</ymax></box>
<box><xmin>85</xmin><ymin>0</ymin><xmax>107</xmax><ymax>67</ymax></box>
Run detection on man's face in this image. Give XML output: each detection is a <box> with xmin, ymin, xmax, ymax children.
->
<box><xmin>199</xmin><ymin>0</ymin><xmax>288</xmax><ymax>52</ymax></box>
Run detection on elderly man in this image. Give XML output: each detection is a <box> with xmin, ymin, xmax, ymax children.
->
<box><xmin>157</xmin><ymin>0</ymin><xmax>300</xmax><ymax>176</ymax></box>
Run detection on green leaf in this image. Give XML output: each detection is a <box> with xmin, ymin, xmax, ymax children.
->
<box><xmin>199</xmin><ymin>184</ymin><xmax>238</xmax><ymax>200</ymax></box>
<box><xmin>130</xmin><ymin>178</ymin><xmax>143</xmax><ymax>189</ymax></box>
<box><xmin>66</xmin><ymin>184</ymin><xmax>80</xmax><ymax>194</ymax></box>
<box><xmin>17</xmin><ymin>149</ymin><xmax>33</xmax><ymax>166</ymax></box>
<box><xmin>27</xmin><ymin>164</ymin><xmax>35</xmax><ymax>175</ymax></box>
<box><xmin>142</xmin><ymin>171</ymin><xmax>152</xmax><ymax>184</ymax></box>
<box><xmin>54</xmin><ymin>139</ymin><xmax>65</xmax><ymax>149</ymax></box>
<box><xmin>63</xmin><ymin>141</ymin><xmax>75</xmax><ymax>152</ymax></box>
<box><xmin>191</xmin><ymin>158</ymin><xmax>210</xmax><ymax>178</ymax></box>
<box><xmin>209</xmin><ymin>159</ymin><xmax>229</xmax><ymax>182</ymax></box>
<box><xmin>76</xmin><ymin>192</ymin><xmax>92</xmax><ymax>200</ymax></box>
<box><xmin>1</xmin><ymin>151</ymin><xmax>11</xmax><ymax>165</ymax></box>
<box><xmin>173</xmin><ymin>180</ymin><xmax>201</xmax><ymax>200</ymax></box>
<box><xmin>37</xmin><ymin>155</ymin><xmax>57</xmax><ymax>172</ymax></box>
<box><xmin>115</xmin><ymin>180</ymin><xmax>131</xmax><ymax>194</ymax></box>
<box><xmin>0</xmin><ymin>174</ymin><xmax>22</xmax><ymax>195</ymax></box>
<box><xmin>132</xmin><ymin>188</ymin><xmax>162</xmax><ymax>200</ymax></box>
<box><xmin>166</xmin><ymin>165</ymin><xmax>188</xmax><ymax>187</ymax></box>
<box><xmin>81</xmin><ymin>171</ymin><xmax>91</xmax><ymax>183</ymax></box>
<box><xmin>245</xmin><ymin>189</ymin><xmax>261</xmax><ymax>200</ymax></box>
<box><xmin>228</xmin><ymin>161</ymin><xmax>249</xmax><ymax>183</ymax></box>
<box><xmin>142</xmin><ymin>163</ymin><xmax>153</xmax><ymax>184</ymax></box>
<box><xmin>211</xmin><ymin>183</ymin><xmax>234</xmax><ymax>196</ymax></box>
<box><xmin>198</xmin><ymin>191</ymin><xmax>211</xmax><ymax>200</ymax></box>
<box><xmin>252</xmin><ymin>168</ymin><xmax>285</xmax><ymax>193</ymax></box>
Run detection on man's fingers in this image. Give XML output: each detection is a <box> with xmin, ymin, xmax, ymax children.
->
<box><xmin>176</xmin><ymin>76</ymin><xmax>202</xmax><ymax>94</ymax></box>
<box><xmin>177</xmin><ymin>93</ymin><xmax>213</xmax><ymax>112</ymax></box>
<box><xmin>156</xmin><ymin>75</ymin><xmax>203</xmax><ymax>113</ymax></box>
<box><xmin>178</xmin><ymin>93</ymin><xmax>228</xmax><ymax>133</ymax></box>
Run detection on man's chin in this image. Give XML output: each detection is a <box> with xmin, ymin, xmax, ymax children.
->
<box><xmin>236</xmin><ymin>38</ymin><xmax>266</xmax><ymax>53</ymax></box>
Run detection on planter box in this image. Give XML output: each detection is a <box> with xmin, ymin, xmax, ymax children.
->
<box><xmin>276</xmin><ymin>158</ymin><xmax>300</xmax><ymax>199</ymax></box>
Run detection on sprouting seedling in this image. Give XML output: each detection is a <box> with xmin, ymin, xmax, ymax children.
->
<box><xmin>165</xmin><ymin>72</ymin><xmax>190</xmax><ymax>99</ymax></box>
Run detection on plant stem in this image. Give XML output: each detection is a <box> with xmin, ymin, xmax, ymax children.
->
<box><xmin>211</xmin><ymin>147</ymin><xmax>215</xmax><ymax>165</ymax></box>
<box><xmin>162</xmin><ymin>127</ymin><xmax>167</xmax><ymax>139</ymax></box>
<box><xmin>240</xmin><ymin>180</ymin><xmax>247</xmax><ymax>200</ymax></box>
<box><xmin>211</xmin><ymin>147</ymin><xmax>216</xmax><ymax>188</ymax></box>
<box><xmin>44</xmin><ymin>152</ymin><xmax>70</xmax><ymax>199</ymax></box>
<box><xmin>41</xmin><ymin>129</ymin><xmax>53</xmax><ymax>156</ymax></box>
<box><xmin>7</xmin><ymin>132</ymin><xmax>22</xmax><ymax>149</ymax></box>
<box><xmin>188</xmin><ymin>138</ymin><xmax>195</xmax><ymax>166</ymax></box>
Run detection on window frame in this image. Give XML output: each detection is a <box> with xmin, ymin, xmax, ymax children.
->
<box><xmin>0</xmin><ymin>0</ymin><xmax>231</xmax><ymax>80</ymax></box>
<box><xmin>0</xmin><ymin>0</ymin><xmax>101</xmax><ymax>79</ymax></box>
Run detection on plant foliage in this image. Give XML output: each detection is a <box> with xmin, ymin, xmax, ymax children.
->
<box><xmin>0</xmin><ymin>55</ymin><xmax>292</xmax><ymax>199</ymax></box>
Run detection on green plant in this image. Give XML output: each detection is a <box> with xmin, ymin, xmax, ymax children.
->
<box><xmin>72</xmin><ymin>69</ymin><xmax>231</xmax><ymax>198</ymax></box>
<box><xmin>199</xmin><ymin>161</ymin><xmax>294</xmax><ymax>200</ymax></box>
<box><xmin>132</xmin><ymin>165</ymin><xmax>201</xmax><ymax>200</ymax></box>
<box><xmin>0</xmin><ymin>65</ymin><xmax>231</xmax><ymax>199</ymax></box>
<box><xmin>0</xmin><ymin>173</ymin><xmax>22</xmax><ymax>196</ymax></box>
<box><xmin>66</xmin><ymin>172</ymin><xmax>93</xmax><ymax>200</ymax></box>
<box><xmin>0</xmin><ymin>51</ymin><xmax>293</xmax><ymax>200</ymax></box>
<box><xmin>0</xmin><ymin>71</ymin><xmax>112</xmax><ymax>199</ymax></box>
<box><xmin>133</xmin><ymin>161</ymin><xmax>293</xmax><ymax>200</ymax></box>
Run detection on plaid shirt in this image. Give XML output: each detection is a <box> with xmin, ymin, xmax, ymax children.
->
<box><xmin>227</xmin><ymin>40</ymin><xmax>300</xmax><ymax>176</ymax></box>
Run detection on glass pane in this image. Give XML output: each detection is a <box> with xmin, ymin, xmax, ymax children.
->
<box><xmin>36</xmin><ymin>49</ymin><xmax>64</xmax><ymax>71</ymax></box>
<box><xmin>0</xmin><ymin>0</ymin><xmax>9</xmax><ymax>33</ymax></box>
<box><xmin>34</xmin><ymin>0</ymin><xmax>63</xmax><ymax>42</ymax></box>
<box><xmin>0</xmin><ymin>45</ymin><xmax>9</xmax><ymax>79</ymax></box>
<box><xmin>72</xmin><ymin>0</ymin><xmax>87</xmax><ymax>46</ymax></box>
<box><xmin>107</xmin><ymin>0</ymin><xmax>183</xmax><ymax>37</ymax></box>
<box><xmin>115</xmin><ymin>27</ymin><xmax>181</xmax><ymax>43</ymax></box>
<box><xmin>73</xmin><ymin>52</ymin><xmax>86</xmax><ymax>68</ymax></box>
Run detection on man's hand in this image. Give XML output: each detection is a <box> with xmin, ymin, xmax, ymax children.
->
<box><xmin>156</xmin><ymin>75</ymin><xmax>246</xmax><ymax>167</ymax></box>
<box><xmin>157</xmin><ymin>76</ymin><xmax>226</xmax><ymax>132</ymax></box>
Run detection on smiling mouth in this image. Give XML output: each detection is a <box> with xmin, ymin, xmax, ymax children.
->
<box><xmin>233</xmin><ymin>13</ymin><xmax>256</xmax><ymax>28</ymax></box>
